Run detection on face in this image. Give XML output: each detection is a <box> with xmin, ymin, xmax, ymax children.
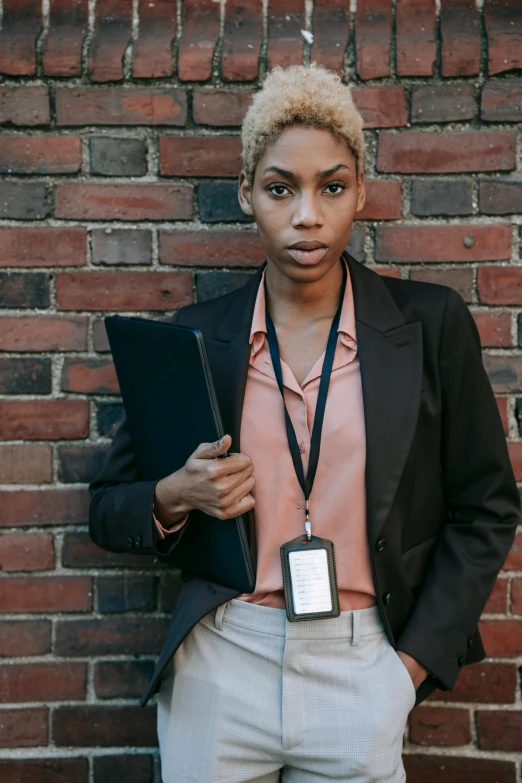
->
<box><xmin>238</xmin><ymin>124</ymin><xmax>365</xmax><ymax>284</ymax></box>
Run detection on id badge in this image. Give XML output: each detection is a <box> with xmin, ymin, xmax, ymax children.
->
<box><xmin>280</xmin><ymin>534</ymin><xmax>340</xmax><ymax>621</ymax></box>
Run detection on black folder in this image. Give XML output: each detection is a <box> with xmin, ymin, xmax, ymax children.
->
<box><xmin>104</xmin><ymin>314</ymin><xmax>256</xmax><ymax>593</ymax></box>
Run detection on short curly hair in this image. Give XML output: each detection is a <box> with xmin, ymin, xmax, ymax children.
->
<box><xmin>240</xmin><ymin>62</ymin><xmax>365</xmax><ymax>187</ymax></box>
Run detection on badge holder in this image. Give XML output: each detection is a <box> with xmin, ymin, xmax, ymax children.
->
<box><xmin>281</xmin><ymin>531</ymin><xmax>340</xmax><ymax>622</ymax></box>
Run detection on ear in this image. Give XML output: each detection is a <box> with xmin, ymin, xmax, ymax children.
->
<box><xmin>355</xmin><ymin>170</ymin><xmax>366</xmax><ymax>214</ymax></box>
<box><xmin>238</xmin><ymin>169</ymin><xmax>255</xmax><ymax>216</ymax></box>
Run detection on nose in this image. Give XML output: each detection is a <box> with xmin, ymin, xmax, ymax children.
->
<box><xmin>292</xmin><ymin>192</ymin><xmax>323</xmax><ymax>228</ymax></box>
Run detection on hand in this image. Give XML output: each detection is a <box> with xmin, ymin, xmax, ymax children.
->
<box><xmin>396</xmin><ymin>650</ymin><xmax>429</xmax><ymax>690</ymax></box>
<box><xmin>153</xmin><ymin>434</ymin><xmax>256</xmax><ymax>526</ymax></box>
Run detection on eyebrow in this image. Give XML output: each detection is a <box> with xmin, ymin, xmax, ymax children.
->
<box><xmin>262</xmin><ymin>163</ymin><xmax>350</xmax><ymax>180</ymax></box>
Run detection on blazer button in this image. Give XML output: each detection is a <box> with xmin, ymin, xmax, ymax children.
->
<box><xmin>135</xmin><ymin>535</ymin><xmax>142</xmax><ymax>548</ymax></box>
<box><xmin>467</xmin><ymin>637</ymin><xmax>474</xmax><ymax>648</ymax></box>
<box><xmin>458</xmin><ymin>655</ymin><xmax>465</xmax><ymax>666</ymax></box>
<box><xmin>382</xmin><ymin>591</ymin><xmax>392</xmax><ymax>605</ymax></box>
<box><xmin>375</xmin><ymin>538</ymin><xmax>386</xmax><ymax>552</ymax></box>
<box><xmin>127</xmin><ymin>536</ymin><xmax>135</xmax><ymax>548</ymax></box>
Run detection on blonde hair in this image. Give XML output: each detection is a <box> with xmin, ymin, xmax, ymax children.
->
<box><xmin>240</xmin><ymin>62</ymin><xmax>365</xmax><ymax>187</ymax></box>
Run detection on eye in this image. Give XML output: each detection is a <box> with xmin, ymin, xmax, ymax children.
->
<box><xmin>267</xmin><ymin>183</ymin><xmax>291</xmax><ymax>197</ymax></box>
<box><xmin>324</xmin><ymin>181</ymin><xmax>346</xmax><ymax>195</ymax></box>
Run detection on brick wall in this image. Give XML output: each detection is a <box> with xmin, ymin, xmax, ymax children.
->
<box><xmin>0</xmin><ymin>0</ymin><xmax>521</xmax><ymax>781</ymax></box>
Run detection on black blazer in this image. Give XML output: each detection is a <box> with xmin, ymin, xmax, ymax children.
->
<box><xmin>88</xmin><ymin>251</ymin><xmax>520</xmax><ymax>709</ymax></box>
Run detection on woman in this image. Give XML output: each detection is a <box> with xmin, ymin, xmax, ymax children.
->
<box><xmin>89</xmin><ymin>64</ymin><xmax>520</xmax><ymax>782</ymax></box>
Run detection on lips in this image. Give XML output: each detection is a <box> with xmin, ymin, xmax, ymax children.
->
<box><xmin>287</xmin><ymin>244</ymin><xmax>329</xmax><ymax>265</ymax></box>
<box><xmin>288</xmin><ymin>241</ymin><xmax>327</xmax><ymax>250</ymax></box>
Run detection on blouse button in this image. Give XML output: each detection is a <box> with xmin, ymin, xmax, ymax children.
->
<box><xmin>299</xmin><ymin>442</ymin><xmax>305</xmax><ymax>453</ymax></box>
<box><xmin>296</xmin><ymin>500</ymin><xmax>303</xmax><ymax>509</ymax></box>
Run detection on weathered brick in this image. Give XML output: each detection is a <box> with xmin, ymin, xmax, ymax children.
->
<box><xmin>411</xmin><ymin>179</ymin><xmax>472</xmax><ymax>216</ymax></box>
<box><xmin>355</xmin><ymin>0</ymin><xmax>392</xmax><ymax>80</ymax></box>
<box><xmin>0</xmin><ymin>227</ymin><xmax>87</xmax><ymax>268</ymax></box>
<box><xmin>356</xmin><ymin>180</ymin><xmax>402</xmax><ymax>220</ymax></box>
<box><xmin>56</xmin><ymin>270</ymin><xmax>193</xmax><ymax>311</ymax></box>
<box><xmin>55</xmin><ymin>182</ymin><xmax>193</xmax><ymax>221</ymax></box>
<box><xmin>352</xmin><ymin>86</ymin><xmax>407</xmax><ymax>129</ymax></box>
<box><xmin>62</xmin><ymin>358</ymin><xmax>118</xmax><ymax>394</ymax></box>
<box><xmin>88</xmin><ymin>0</ymin><xmax>132</xmax><ymax>82</ymax></box>
<box><xmin>0</xmin><ymin>488</ymin><xmax>89</xmax><ymax>529</ymax></box>
<box><xmin>198</xmin><ymin>181</ymin><xmax>255</xmax><ymax>223</ymax></box>
<box><xmin>178</xmin><ymin>0</ymin><xmax>220</xmax><ymax>81</ymax></box>
<box><xmin>0</xmin><ymin>400</ymin><xmax>89</xmax><ymax>441</ymax></box>
<box><xmin>483</xmin><ymin>355</ymin><xmax>522</xmax><ymax>393</ymax></box>
<box><xmin>311</xmin><ymin>0</ymin><xmax>350</xmax><ymax>74</ymax></box>
<box><xmin>193</xmin><ymin>88</ymin><xmax>254</xmax><ymax>126</ymax></box>
<box><xmin>55</xmin><ymin>616</ymin><xmax>169</xmax><ymax>656</ymax></box>
<box><xmin>222</xmin><ymin>0</ymin><xmax>263</xmax><ymax>81</ymax></box>
<box><xmin>480</xmin><ymin>179</ymin><xmax>522</xmax><ymax>215</ymax></box>
<box><xmin>0</xmin><ymin>136</ymin><xmax>81</xmax><ymax>174</ymax></box>
<box><xmin>409</xmin><ymin>268</ymin><xmax>474</xmax><ymax>302</ymax></box>
<box><xmin>53</xmin><ymin>705</ymin><xmax>157</xmax><ymax>747</ymax></box>
<box><xmin>197</xmin><ymin>270</ymin><xmax>253</xmax><ymax>302</ymax></box>
<box><xmin>0</xmin><ymin>708</ymin><xmax>48</xmax><ymax>748</ymax></box>
<box><xmin>160</xmin><ymin>135</ymin><xmax>242</xmax><ymax>177</ymax></box>
<box><xmin>477</xmin><ymin>710</ymin><xmax>522</xmax><ymax>751</ymax></box>
<box><xmin>396</xmin><ymin>0</ymin><xmax>436</xmax><ymax>77</ymax></box>
<box><xmin>484</xmin><ymin>576</ymin><xmax>509</xmax><ymax>612</ymax></box>
<box><xmin>62</xmin><ymin>531</ymin><xmax>159</xmax><ymax>569</ymax></box>
<box><xmin>0</xmin><ymin>182</ymin><xmax>48</xmax><ymax>219</ymax></box>
<box><xmin>484</xmin><ymin>0</ymin><xmax>522</xmax><ymax>76</ymax></box>
<box><xmin>89</xmin><ymin>136</ymin><xmax>147</xmax><ymax>176</ymax></box>
<box><xmin>0</xmin><ymin>86</ymin><xmax>50</xmax><ymax>126</ymax></box>
<box><xmin>404</xmin><ymin>754</ymin><xmax>515</xmax><ymax>783</ymax></box>
<box><xmin>0</xmin><ymin>316</ymin><xmax>88</xmax><ymax>351</ymax></box>
<box><xmin>377</xmin><ymin>130</ymin><xmax>516</xmax><ymax>173</ymax></box>
<box><xmin>57</xmin><ymin>444</ymin><xmax>108</xmax><ymax>484</ymax></box>
<box><xmin>92</xmin><ymin>228</ymin><xmax>152</xmax><ymax>266</ymax></box>
<box><xmin>159</xmin><ymin>229</ymin><xmax>264</xmax><ymax>267</ymax></box>
<box><xmin>0</xmin><ymin>272</ymin><xmax>50</xmax><ymax>308</ymax></box>
<box><xmin>267</xmin><ymin>0</ymin><xmax>304</xmax><ymax>69</ymax></box>
<box><xmin>42</xmin><ymin>0</ymin><xmax>88</xmax><ymax>77</ymax></box>
<box><xmin>0</xmin><ymin>357</ymin><xmax>51</xmax><ymax>394</ymax></box>
<box><xmin>347</xmin><ymin>227</ymin><xmax>366</xmax><ymax>261</ymax></box>
<box><xmin>482</xmin><ymin>79</ymin><xmax>522</xmax><ymax>122</ymax></box>
<box><xmin>504</xmin><ymin>532</ymin><xmax>522</xmax><ymax>569</ymax></box>
<box><xmin>479</xmin><ymin>267</ymin><xmax>522</xmax><ymax>305</ymax></box>
<box><xmin>0</xmin><ymin>444</ymin><xmax>52</xmax><ymax>484</ymax></box>
<box><xmin>427</xmin><ymin>662</ymin><xmax>516</xmax><ymax>704</ymax></box>
<box><xmin>0</xmin><ymin>0</ymin><xmax>41</xmax><ymax>76</ymax></box>
<box><xmin>511</xmin><ymin>577</ymin><xmax>522</xmax><ymax>615</ymax></box>
<box><xmin>97</xmin><ymin>575</ymin><xmax>157</xmax><ymax>613</ymax></box>
<box><xmin>132</xmin><ymin>0</ymin><xmax>176</xmax><ymax>78</ymax></box>
<box><xmin>0</xmin><ymin>620</ymin><xmax>51</xmax><ymax>656</ymax></box>
<box><xmin>409</xmin><ymin>706</ymin><xmax>471</xmax><ymax>746</ymax></box>
<box><xmin>93</xmin><ymin>755</ymin><xmax>152</xmax><ymax>783</ymax></box>
<box><xmin>95</xmin><ymin>401</ymin><xmax>125</xmax><ymax>436</ymax></box>
<box><xmin>479</xmin><ymin>619</ymin><xmax>522</xmax><ymax>657</ymax></box>
<box><xmin>0</xmin><ymin>576</ymin><xmax>92</xmax><ymax>613</ymax></box>
<box><xmin>0</xmin><ymin>662</ymin><xmax>86</xmax><ymax>703</ymax></box>
<box><xmin>94</xmin><ymin>661</ymin><xmax>155</xmax><ymax>700</ymax></box>
<box><xmin>473</xmin><ymin>311</ymin><xmax>512</xmax><ymax>347</ymax></box>
<box><xmin>411</xmin><ymin>84</ymin><xmax>477</xmax><ymax>124</ymax></box>
<box><xmin>0</xmin><ymin>758</ymin><xmax>88</xmax><ymax>783</ymax></box>
<box><xmin>376</xmin><ymin>225</ymin><xmax>512</xmax><ymax>263</ymax></box>
<box><xmin>0</xmin><ymin>532</ymin><xmax>54</xmax><ymax>572</ymax></box>
<box><xmin>440</xmin><ymin>0</ymin><xmax>481</xmax><ymax>77</ymax></box>
<box><xmin>56</xmin><ymin>87</ymin><xmax>187</xmax><ymax>126</ymax></box>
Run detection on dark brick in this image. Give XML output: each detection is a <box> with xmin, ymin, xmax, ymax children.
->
<box><xmin>267</xmin><ymin>0</ymin><xmax>305</xmax><ymax>69</ymax></box>
<box><xmin>0</xmin><ymin>86</ymin><xmax>51</xmax><ymax>126</ymax></box>
<box><xmin>55</xmin><ymin>617</ymin><xmax>169</xmax><ymax>656</ymax></box>
<box><xmin>0</xmin><ymin>0</ymin><xmax>42</xmax><ymax>77</ymax></box>
<box><xmin>42</xmin><ymin>0</ymin><xmax>89</xmax><ymax>77</ymax></box>
<box><xmin>411</xmin><ymin>83</ymin><xmax>477</xmax><ymax>124</ymax></box>
<box><xmin>0</xmin><ymin>758</ymin><xmax>88</xmax><ymax>783</ymax></box>
<box><xmin>93</xmin><ymin>755</ymin><xmax>153</xmax><ymax>783</ymax></box>
<box><xmin>196</xmin><ymin>270</ymin><xmax>254</xmax><ymax>302</ymax></box>
<box><xmin>482</xmin><ymin>79</ymin><xmax>522</xmax><ymax>122</ymax></box>
<box><xmin>222</xmin><ymin>0</ymin><xmax>263</xmax><ymax>81</ymax></box>
<box><xmin>92</xmin><ymin>229</ymin><xmax>152</xmax><ymax>266</ymax></box>
<box><xmin>0</xmin><ymin>620</ymin><xmax>51</xmax><ymax>656</ymax></box>
<box><xmin>198</xmin><ymin>181</ymin><xmax>254</xmax><ymax>223</ymax></box>
<box><xmin>56</xmin><ymin>87</ymin><xmax>187</xmax><ymax>127</ymax></box>
<box><xmin>178</xmin><ymin>0</ymin><xmax>220</xmax><ymax>81</ymax></box>
<box><xmin>89</xmin><ymin>0</ymin><xmax>132</xmax><ymax>82</ymax></box>
<box><xmin>96</xmin><ymin>402</ymin><xmax>125</xmax><ymax>436</ymax></box>
<box><xmin>477</xmin><ymin>710</ymin><xmax>522</xmax><ymax>751</ymax></box>
<box><xmin>0</xmin><ymin>182</ymin><xmax>48</xmax><ymax>219</ymax></box>
<box><xmin>97</xmin><ymin>575</ymin><xmax>157</xmax><ymax>613</ymax></box>
<box><xmin>404</xmin><ymin>754</ymin><xmax>515</xmax><ymax>783</ymax></box>
<box><xmin>0</xmin><ymin>357</ymin><xmax>51</xmax><ymax>394</ymax></box>
<box><xmin>355</xmin><ymin>0</ymin><xmax>392</xmax><ymax>80</ymax></box>
<box><xmin>0</xmin><ymin>272</ymin><xmax>50</xmax><ymax>308</ymax></box>
<box><xmin>159</xmin><ymin>571</ymin><xmax>184</xmax><ymax>613</ymax></box>
<box><xmin>132</xmin><ymin>0</ymin><xmax>176</xmax><ymax>78</ymax></box>
<box><xmin>484</xmin><ymin>0</ymin><xmax>522</xmax><ymax>76</ymax></box>
<box><xmin>62</xmin><ymin>531</ymin><xmax>161</xmax><ymax>569</ymax></box>
<box><xmin>411</xmin><ymin>179</ymin><xmax>473</xmax><ymax>216</ymax></box>
<box><xmin>409</xmin><ymin>268</ymin><xmax>473</xmax><ymax>302</ymax></box>
<box><xmin>57</xmin><ymin>444</ymin><xmax>109</xmax><ymax>483</ymax></box>
<box><xmin>347</xmin><ymin>228</ymin><xmax>366</xmax><ymax>261</ymax></box>
<box><xmin>89</xmin><ymin>136</ymin><xmax>147</xmax><ymax>176</ymax></box>
<box><xmin>53</xmin><ymin>705</ymin><xmax>157</xmax><ymax>747</ymax></box>
<box><xmin>93</xmin><ymin>319</ymin><xmax>112</xmax><ymax>352</ymax></box>
<box><xmin>440</xmin><ymin>0</ymin><xmax>481</xmax><ymax>77</ymax></box>
<box><xmin>94</xmin><ymin>661</ymin><xmax>155</xmax><ymax>699</ymax></box>
<box><xmin>409</xmin><ymin>706</ymin><xmax>471</xmax><ymax>746</ymax></box>
<box><xmin>483</xmin><ymin>355</ymin><xmax>522</xmax><ymax>393</ymax></box>
<box><xmin>311</xmin><ymin>0</ymin><xmax>350</xmax><ymax>74</ymax></box>
<box><xmin>480</xmin><ymin>179</ymin><xmax>522</xmax><ymax>215</ymax></box>
<box><xmin>0</xmin><ymin>708</ymin><xmax>48</xmax><ymax>748</ymax></box>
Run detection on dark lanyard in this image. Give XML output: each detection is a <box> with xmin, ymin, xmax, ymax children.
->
<box><xmin>264</xmin><ymin>260</ymin><xmax>347</xmax><ymax>539</ymax></box>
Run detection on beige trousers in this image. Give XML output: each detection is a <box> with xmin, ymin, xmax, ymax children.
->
<box><xmin>157</xmin><ymin>599</ymin><xmax>416</xmax><ymax>783</ymax></box>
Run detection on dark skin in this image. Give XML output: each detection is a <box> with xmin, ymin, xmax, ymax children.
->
<box><xmin>154</xmin><ymin>124</ymin><xmax>428</xmax><ymax>690</ymax></box>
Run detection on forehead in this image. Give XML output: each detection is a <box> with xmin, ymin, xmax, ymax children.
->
<box><xmin>259</xmin><ymin>125</ymin><xmax>355</xmax><ymax>171</ymax></box>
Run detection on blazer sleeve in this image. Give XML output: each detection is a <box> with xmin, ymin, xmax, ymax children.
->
<box><xmin>396</xmin><ymin>288</ymin><xmax>521</xmax><ymax>691</ymax></box>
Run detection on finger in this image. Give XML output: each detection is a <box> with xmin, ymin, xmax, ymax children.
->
<box><xmin>191</xmin><ymin>434</ymin><xmax>232</xmax><ymax>460</ymax></box>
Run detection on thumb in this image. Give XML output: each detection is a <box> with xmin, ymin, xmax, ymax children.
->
<box><xmin>192</xmin><ymin>434</ymin><xmax>231</xmax><ymax>460</ymax></box>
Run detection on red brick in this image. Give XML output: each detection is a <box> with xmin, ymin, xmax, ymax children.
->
<box><xmin>88</xmin><ymin>0</ymin><xmax>132</xmax><ymax>82</ymax></box>
<box><xmin>409</xmin><ymin>268</ymin><xmax>474</xmax><ymax>302</ymax></box>
<box><xmin>355</xmin><ymin>180</ymin><xmax>402</xmax><ymax>220</ymax></box>
<box><xmin>352</xmin><ymin>86</ymin><xmax>407</xmax><ymax>128</ymax></box>
<box><xmin>0</xmin><ymin>400</ymin><xmax>88</xmax><ymax>441</ymax></box>
<box><xmin>377</xmin><ymin>130</ymin><xmax>516</xmax><ymax>173</ymax></box>
<box><xmin>0</xmin><ymin>227</ymin><xmax>87</xmax><ymax>268</ymax></box>
<box><xmin>484</xmin><ymin>576</ymin><xmax>508</xmax><ymax>613</ymax></box>
<box><xmin>472</xmin><ymin>311</ymin><xmax>512</xmax><ymax>347</ymax></box>
<box><xmin>0</xmin><ymin>136</ymin><xmax>81</xmax><ymax>175</ymax></box>
<box><xmin>93</xmin><ymin>755</ymin><xmax>151</xmax><ymax>783</ymax></box>
<box><xmin>267</xmin><ymin>0</ymin><xmax>305</xmax><ymax>69</ymax></box>
<box><xmin>222</xmin><ymin>0</ymin><xmax>263</xmax><ymax>81</ymax></box>
<box><xmin>0</xmin><ymin>662</ymin><xmax>86</xmax><ymax>703</ymax></box>
<box><xmin>496</xmin><ymin>396</ymin><xmax>508</xmax><ymax>435</ymax></box>
<box><xmin>0</xmin><ymin>488</ymin><xmax>89</xmax><ymax>529</ymax></box>
<box><xmin>62</xmin><ymin>359</ymin><xmax>118</xmax><ymax>394</ymax></box>
<box><xmin>479</xmin><ymin>619</ymin><xmax>522</xmax><ymax>657</ymax></box>
<box><xmin>55</xmin><ymin>183</ymin><xmax>193</xmax><ymax>221</ymax></box>
<box><xmin>477</xmin><ymin>709</ymin><xmax>522</xmax><ymax>751</ymax></box>
<box><xmin>0</xmin><ymin>758</ymin><xmax>88</xmax><ymax>783</ymax></box>
<box><xmin>511</xmin><ymin>578</ymin><xmax>522</xmax><ymax>614</ymax></box>
<box><xmin>0</xmin><ymin>86</ymin><xmax>50</xmax><ymax>126</ymax></box>
<box><xmin>193</xmin><ymin>88</ymin><xmax>254</xmax><ymax>126</ymax></box>
<box><xmin>0</xmin><ymin>576</ymin><xmax>92</xmax><ymax>613</ymax></box>
<box><xmin>482</xmin><ymin>79</ymin><xmax>522</xmax><ymax>122</ymax></box>
<box><xmin>0</xmin><ymin>0</ymin><xmax>41</xmax><ymax>76</ymax></box>
<box><xmin>159</xmin><ymin>229</ymin><xmax>264</xmax><ymax>267</ymax></box>
<box><xmin>0</xmin><ymin>532</ymin><xmax>54</xmax><ymax>572</ymax></box>
<box><xmin>94</xmin><ymin>660</ymin><xmax>154</xmax><ymax>699</ymax></box>
<box><xmin>0</xmin><ymin>708</ymin><xmax>48</xmax><ymax>748</ymax></box>
<box><xmin>0</xmin><ymin>620</ymin><xmax>51</xmax><ymax>656</ymax></box>
<box><xmin>404</xmin><ymin>755</ymin><xmax>516</xmax><ymax>783</ymax></box>
<box><xmin>508</xmin><ymin>442</ymin><xmax>522</xmax><ymax>481</ymax></box>
<box><xmin>42</xmin><ymin>0</ymin><xmax>88</xmax><ymax>77</ymax></box>
<box><xmin>56</xmin><ymin>270</ymin><xmax>192</xmax><ymax>312</ymax></box>
<box><xmin>427</xmin><ymin>662</ymin><xmax>517</xmax><ymax>704</ymax></box>
<box><xmin>484</xmin><ymin>0</ymin><xmax>522</xmax><ymax>76</ymax></box>
<box><xmin>0</xmin><ymin>316</ymin><xmax>88</xmax><ymax>351</ymax></box>
<box><xmin>409</xmin><ymin>706</ymin><xmax>471</xmax><ymax>746</ymax></box>
<box><xmin>479</xmin><ymin>266</ymin><xmax>522</xmax><ymax>305</ymax></box>
<box><xmin>441</xmin><ymin>0</ymin><xmax>481</xmax><ymax>77</ymax></box>
<box><xmin>311</xmin><ymin>0</ymin><xmax>350</xmax><ymax>74</ymax></box>
<box><xmin>369</xmin><ymin>266</ymin><xmax>401</xmax><ymax>279</ymax></box>
<box><xmin>178</xmin><ymin>0</ymin><xmax>220</xmax><ymax>81</ymax></box>
<box><xmin>160</xmin><ymin>136</ymin><xmax>242</xmax><ymax>177</ymax></box>
<box><xmin>56</xmin><ymin>87</ymin><xmax>187</xmax><ymax>127</ymax></box>
<box><xmin>503</xmin><ymin>532</ymin><xmax>522</xmax><ymax>570</ymax></box>
<box><xmin>376</xmin><ymin>224</ymin><xmax>512</xmax><ymax>264</ymax></box>
<box><xmin>53</xmin><ymin>705</ymin><xmax>156</xmax><ymax>747</ymax></box>
<box><xmin>396</xmin><ymin>0</ymin><xmax>436</xmax><ymax>77</ymax></box>
<box><xmin>355</xmin><ymin>0</ymin><xmax>392</xmax><ymax>80</ymax></box>
<box><xmin>55</xmin><ymin>616</ymin><xmax>169</xmax><ymax>656</ymax></box>
<box><xmin>0</xmin><ymin>445</ymin><xmax>52</xmax><ymax>483</ymax></box>
<box><xmin>62</xmin><ymin>531</ymin><xmax>160</xmax><ymax>569</ymax></box>
<box><xmin>132</xmin><ymin>0</ymin><xmax>176</xmax><ymax>78</ymax></box>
